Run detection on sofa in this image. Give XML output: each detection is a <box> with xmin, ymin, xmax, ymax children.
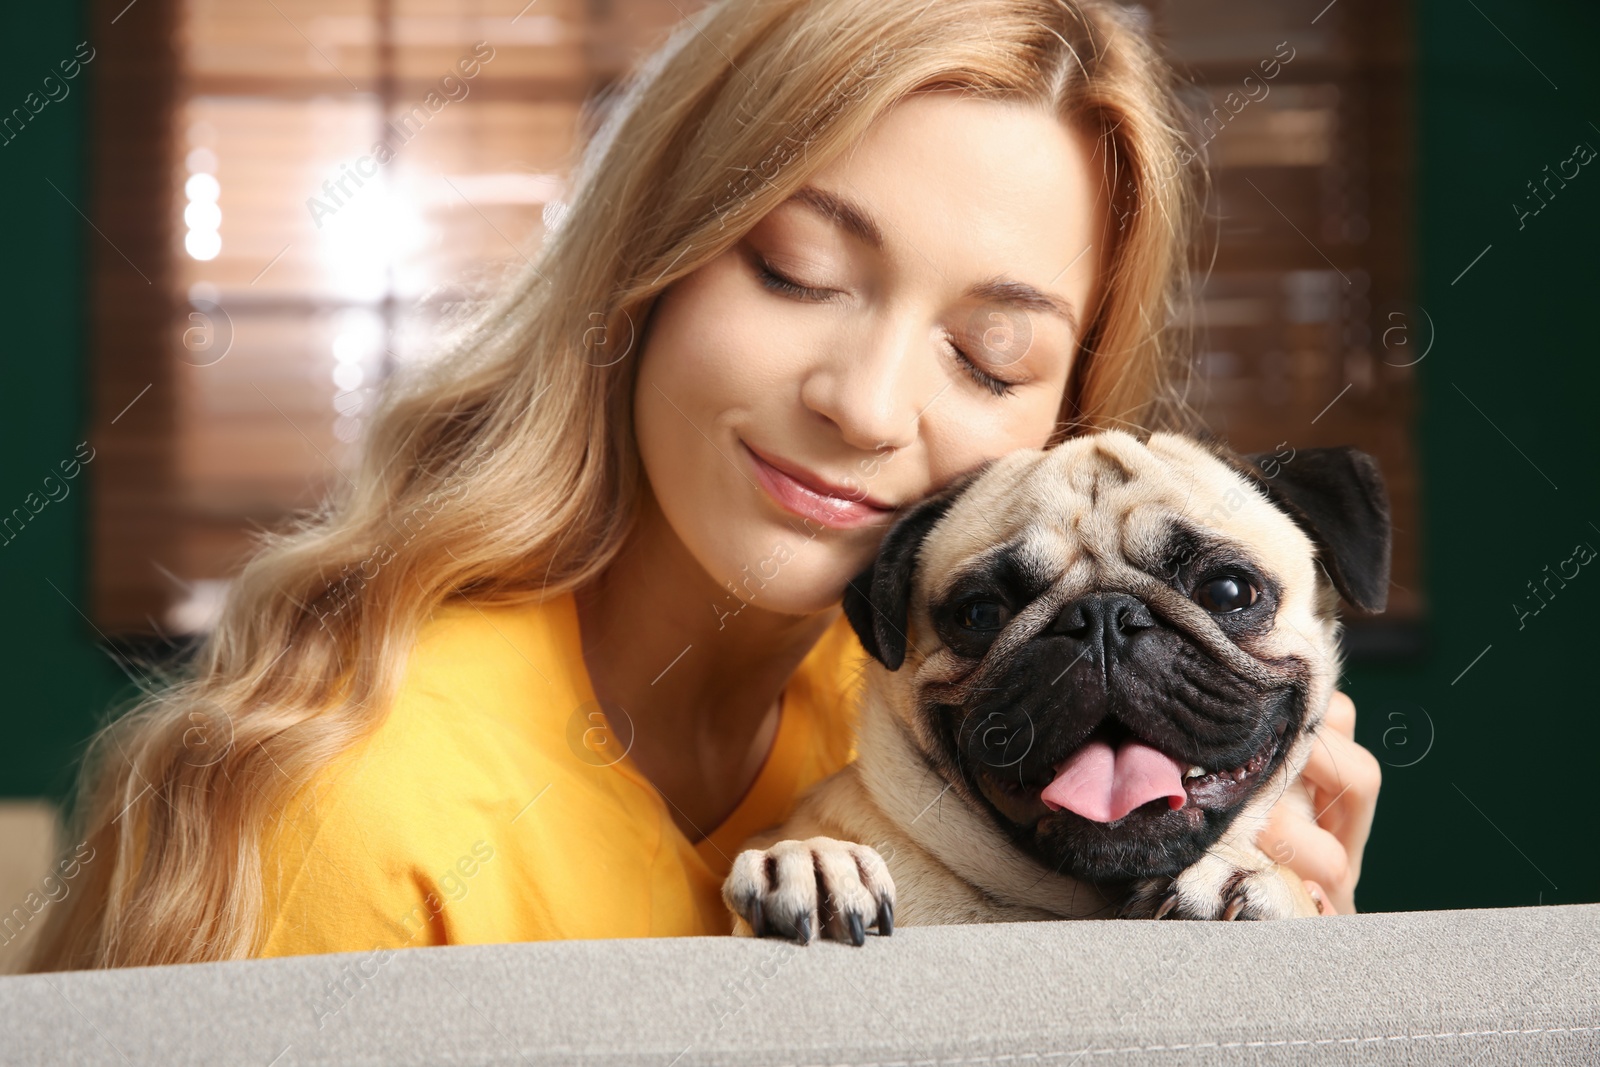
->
<box><xmin>6</xmin><ymin>903</ymin><xmax>1597</xmax><ymax>1065</ymax></box>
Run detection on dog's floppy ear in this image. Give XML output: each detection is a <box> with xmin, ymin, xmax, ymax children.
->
<box><xmin>842</xmin><ymin>464</ymin><xmax>991</xmax><ymax>671</ymax></box>
<box><xmin>1239</xmin><ymin>446</ymin><xmax>1393</xmax><ymax>614</ymax></box>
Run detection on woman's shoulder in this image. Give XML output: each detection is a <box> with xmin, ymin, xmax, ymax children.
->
<box><xmin>371</xmin><ymin>590</ymin><xmax>590</xmax><ymax>775</ymax></box>
<box><xmin>285</xmin><ymin>589</ymin><xmax>591</xmax><ymax>819</ymax></box>
<box><xmin>406</xmin><ymin>590</ymin><xmax>589</xmax><ymax>712</ymax></box>
<box><xmin>258</xmin><ymin>592</ymin><xmax>599</xmax><ymax>951</ymax></box>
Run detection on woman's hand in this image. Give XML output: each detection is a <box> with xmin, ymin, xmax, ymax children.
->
<box><xmin>1256</xmin><ymin>691</ymin><xmax>1381</xmax><ymax>915</ymax></box>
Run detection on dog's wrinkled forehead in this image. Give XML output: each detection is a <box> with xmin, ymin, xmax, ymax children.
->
<box><xmin>916</xmin><ymin>430</ymin><xmax>1320</xmax><ymax>606</ymax></box>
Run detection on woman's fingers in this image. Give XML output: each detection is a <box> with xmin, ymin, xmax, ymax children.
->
<box><xmin>1323</xmin><ymin>689</ymin><xmax>1356</xmax><ymax>740</ymax></box>
<box><xmin>1303</xmin><ymin>880</ymin><xmax>1336</xmax><ymax>915</ymax></box>
<box><xmin>1299</xmin><ymin>715</ymin><xmax>1382</xmax><ymax>887</ymax></box>
<box><xmin>1259</xmin><ymin>807</ymin><xmax>1355</xmax><ymax>915</ymax></box>
<box><xmin>1255</xmin><ymin>690</ymin><xmax>1379</xmax><ymax>916</ymax></box>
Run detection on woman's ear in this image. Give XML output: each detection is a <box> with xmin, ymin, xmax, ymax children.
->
<box><xmin>842</xmin><ymin>463</ymin><xmax>991</xmax><ymax>670</ymax></box>
<box><xmin>1239</xmin><ymin>446</ymin><xmax>1393</xmax><ymax>614</ymax></box>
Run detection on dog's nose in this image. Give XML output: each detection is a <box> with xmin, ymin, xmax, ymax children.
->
<box><xmin>1051</xmin><ymin>592</ymin><xmax>1155</xmax><ymax>657</ymax></box>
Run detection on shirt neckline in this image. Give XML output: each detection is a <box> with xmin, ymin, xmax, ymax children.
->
<box><xmin>551</xmin><ymin>588</ymin><xmax>812</xmax><ymax>876</ymax></box>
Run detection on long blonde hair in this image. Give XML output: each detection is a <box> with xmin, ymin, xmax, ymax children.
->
<box><xmin>29</xmin><ymin>0</ymin><xmax>1202</xmax><ymax>971</ymax></box>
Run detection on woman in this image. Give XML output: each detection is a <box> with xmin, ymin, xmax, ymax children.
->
<box><xmin>29</xmin><ymin>0</ymin><xmax>1378</xmax><ymax>970</ymax></box>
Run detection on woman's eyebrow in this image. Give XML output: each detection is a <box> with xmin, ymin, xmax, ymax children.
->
<box><xmin>786</xmin><ymin>183</ymin><xmax>1081</xmax><ymax>335</ymax></box>
<box><xmin>789</xmin><ymin>184</ymin><xmax>886</xmax><ymax>249</ymax></box>
<box><xmin>967</xmin><ymin>277</ymin><xmax>1081</xmax><ymax>336</ymax></box>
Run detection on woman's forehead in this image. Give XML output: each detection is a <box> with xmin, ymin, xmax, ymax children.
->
<box><xmin>767</xmin><ymin>95</ymin><xmax>1109</xmax><ymax>312</ymax></box>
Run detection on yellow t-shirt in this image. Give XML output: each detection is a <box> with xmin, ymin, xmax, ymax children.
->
<box><xmin>257</xmin><ymin>589</ymin><xmax>868</xmax><ymax>958</ymax></box>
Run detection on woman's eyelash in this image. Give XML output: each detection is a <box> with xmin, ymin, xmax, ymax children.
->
<box><xmin>755</xmin><ymin>252</ymin><xmax>1019</xmax><ymax>399</ymax></box>
<box><xmin>754</xmin><ymin>258</ymin><xmax>834</xmax><ymax>301</ymax></box>
<box><xmin>950</xmin><ymin>339</ymin><xmax>1019</xmax><ymax>398</ymax></box>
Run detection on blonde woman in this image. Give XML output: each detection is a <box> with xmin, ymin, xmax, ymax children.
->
<box><xmin>29</xmin><ymin>0</ymin><xmax>1380</xmax><ymax>971</ymax></box>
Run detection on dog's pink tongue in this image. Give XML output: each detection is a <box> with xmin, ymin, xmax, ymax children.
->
<box><xmin>1040</xmin><ymin>739</ymin><xmax>1187</xmax><ymax>823</ymax></box>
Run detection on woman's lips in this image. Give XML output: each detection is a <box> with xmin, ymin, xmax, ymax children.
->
<box><xmin>741</xmin><ymin>440</ymin><xmax>895</xmax><ymax>530</ymax></box>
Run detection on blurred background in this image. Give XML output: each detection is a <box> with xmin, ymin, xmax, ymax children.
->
<box><xmin>1</xmin><ymin>0</ymin><xmax>1596</xmax><ymax>970</ymax></box>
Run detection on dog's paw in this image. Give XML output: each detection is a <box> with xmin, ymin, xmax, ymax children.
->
<box><xmin>722</xmin><ymin>836</ymin><xmax>895</xmax><ymax>946</ymax></box>
<box><xmin>1120</xmin><ymin>858</ymin><xmax>1314</xmax><ymax>921</ymax></box>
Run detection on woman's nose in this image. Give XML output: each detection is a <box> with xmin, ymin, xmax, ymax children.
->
<box><xmin>798</xmin><ymin>319</ymin><xmax>937</xmax><ymax>453</ymax></box>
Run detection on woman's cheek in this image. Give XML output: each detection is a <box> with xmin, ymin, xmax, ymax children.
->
<box><xmin>632</xmin><ymin>268</ymin><xmax>858</xmax><ymax>614</ymax></box>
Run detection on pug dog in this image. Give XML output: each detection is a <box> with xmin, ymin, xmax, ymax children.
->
<box><xmin>721</xmin><ymin>429</ymin><xmax>1391</xmax><ymax>944</ymax></box>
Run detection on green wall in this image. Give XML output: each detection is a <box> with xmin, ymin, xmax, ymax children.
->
<box><xmin>1</xmin><ymin>0</ymin><xmax>1595</xmax><ymax>911</ymax></box>
<box><xmin>1346</xmin><ymin>0</ymin><xmax>1600</xmax><ymax>910</ymax></box>
<box><xmin>0</xmin><ymin>1</ymin><xmax>125</xmax><ymax>801</ymax></box>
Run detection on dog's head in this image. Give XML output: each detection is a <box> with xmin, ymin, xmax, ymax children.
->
<box><xmin>842</xmin><ymin>429</ymin><xmax>1391</xmax><ymax>884</ymax></box>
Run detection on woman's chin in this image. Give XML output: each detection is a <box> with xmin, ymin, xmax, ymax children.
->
<box><xmin>707</xmin><ymin>546</ymin><xmax>863</xmax><ymax>621</ymax></box>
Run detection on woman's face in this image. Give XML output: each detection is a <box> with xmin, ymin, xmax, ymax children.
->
<box><xmin>633</xmin><ymin>91</ymin><xmax>1110</xmax><ymax>616</ymax></box>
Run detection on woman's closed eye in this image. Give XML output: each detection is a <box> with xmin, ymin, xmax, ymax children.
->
<box><xmin>945</xmin><ymin>334</ymin><xmax>1019</xmax><ymax>398</ymax></box>
<box><xmin>751</xmin><ymin>253</ymin><xmax>1023</xmax><ymax>400</ymax></box>
<box><xmin>752</xmin><ymin>253</ymin><xmax>839</xmax><ymax>302</ymax></box>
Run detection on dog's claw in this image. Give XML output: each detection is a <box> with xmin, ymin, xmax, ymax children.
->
<box><xmin>1124</xmin><ymin>859</ymin><xmax>1304</xmax><ymax>922</ymax></box>
<box><xmin>723</xmin><ymin>838</ymin><xmax>897</xmax><ymax>945</ymax></box>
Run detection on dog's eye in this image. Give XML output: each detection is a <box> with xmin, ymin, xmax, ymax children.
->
<box><xmin>957</xmin><ymin>600</ymin><xmax>1011</xmax><ymax>631</ymax></box>
<box><xmin>1194</xmin><ymin>574</ymin><xmax>1257</xmax><ymax>613</ymax></box>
